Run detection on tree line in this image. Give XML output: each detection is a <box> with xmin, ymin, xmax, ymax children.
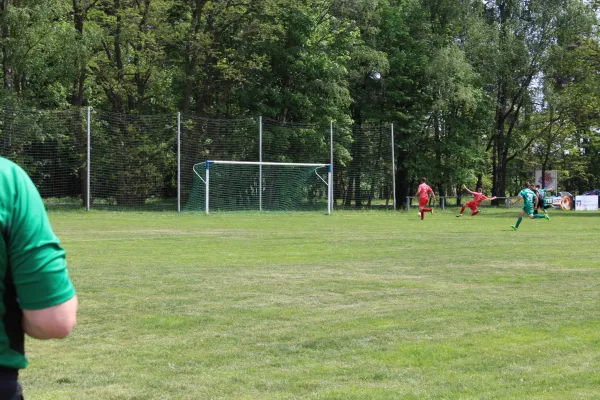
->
<box><xmin>1</xmin><ymin>0</ymin><xmax>599</xmax><ymax>203</ymax></box>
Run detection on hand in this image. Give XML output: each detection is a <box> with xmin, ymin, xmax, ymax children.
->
<box><xmin>462</xmin><ymin>184</ymin><xmax>467</xmax><ymax>190</ymax></box>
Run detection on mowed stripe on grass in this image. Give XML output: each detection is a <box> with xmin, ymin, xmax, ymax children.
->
<box><xmin>20</xmin><ymin>209</ymin><xmax>600</xmax><ymax>399</ymax></box>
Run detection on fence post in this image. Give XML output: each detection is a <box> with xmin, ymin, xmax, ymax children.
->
<box><xmin>441</xmin><ymin>197</ymin><xmax>445</xmax><ymax>211</ymax></box>
<box><xmin>177</xmin><ymin>112</ymin><xmax>181</xmax><ymax>213</ymax></box>
<box><xmin>259</xmin><ymin>116</ymin><xmax>262</xmax><ymax>212</ymax></box>
<box><xmin>205</xmin><ymin>162</ymin><xmax>210</xmax><ymax>215</ymax></box>
<box><xmin>86</xmin><ymin>107</ymin><xmax>91</xmax><ymax>211</ymax></box>
<box><xmin>406</xmin><ymin>196</ymin><xmax>410</xmax><ymax>211</ymax></box>
<box><xmin>391</xmin><ymin>123</ymin><xmax>396</xmax><ymax>211</ymax></box>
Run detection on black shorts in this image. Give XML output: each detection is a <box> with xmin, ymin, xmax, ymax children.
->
<box><xmin>0</xmin><ymin>367</ymin><xmax>23</xmax><ymax>399</ymax></box>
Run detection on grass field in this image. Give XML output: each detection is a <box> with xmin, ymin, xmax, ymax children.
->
<box><xmin>20</xmin><ymin>208</ymin><xmax>600</xmax><ymax>399</ymax></box>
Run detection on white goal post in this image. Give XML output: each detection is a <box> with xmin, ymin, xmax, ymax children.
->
<box><xmin>192</xmin><ymin>160</ymin><xmax>333</xmax><ymax>215</ymax></box>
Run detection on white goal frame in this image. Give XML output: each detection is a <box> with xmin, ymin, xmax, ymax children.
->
<box><xmin>193</xmin><ymin>160</ymin><xmax>332</xmax><ymax>215</ymax></box>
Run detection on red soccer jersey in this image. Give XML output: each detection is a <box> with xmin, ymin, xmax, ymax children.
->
<box><xmin>418</xmin><ymin>183</ymin><xmax>432</xmax><ymax>199</ymax></box>
<box><xmin>472</xmin><ymin>192</ymin><xmax>488</xmax><ymax>206</ymax></box>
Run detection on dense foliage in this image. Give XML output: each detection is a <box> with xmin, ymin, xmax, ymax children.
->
<box><xmin>1</xmin><ymin>0</ymin><xmax>599</xmax><ymax>204</ymax></box>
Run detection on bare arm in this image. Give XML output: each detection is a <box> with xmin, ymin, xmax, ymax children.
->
<box><xmin>22</xmin><ymin>295</ymin><xmax>78</xmax><ymax>340</ymax></box>
<box><xmin>462</xmin><ymin>184</ymin><xmax>476</xmax><ymax>195</ymax></box>
<box><xmin>513</xmin><ymin>196</ymin><xmax>522</xmax><ymax>205</ymax></box>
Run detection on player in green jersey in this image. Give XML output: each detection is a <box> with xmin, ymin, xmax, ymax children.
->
<box><xmin>511</xmin><ymin>182</ymin><xmax>550</xmax><ymax>230</ymax></box>
<box><xmin>534</xmin><ymin>184</ymin><xmax>552</xmax><ymax>214</ymax></box>
<box><xmin>0</xmin><ymin>157</ymin><xmax>78</xmax><ymax>398</ymax></box>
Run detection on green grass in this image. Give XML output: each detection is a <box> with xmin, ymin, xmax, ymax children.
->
<box><xmin>20</xmin><ymin>208</ymin><xmax>600</xmax><ymax>399</ymax></box>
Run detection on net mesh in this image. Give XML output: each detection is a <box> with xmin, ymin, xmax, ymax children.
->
<box><xmin>336</xmin><ymin>124</ymin><xmax>394</xmax><ymax>208</ymax></box>
<box><xmin>0</xmin><ymin>106</ymin><xmax>396</xmax><ymax>211</ymax></box>
<box><xmin>90</xmin><ymin>110</ymin><xmax>176</xmax><ymax>210</ymax></box>
<box><xmin>185</xmin><ymin>162</ymin><xmax>329</xmax><ymax>212</ymax></box>
<box><xmin>180</xmin><ymin>116</ymin><xmax>259</xmax><ymax>210</ymax></box>
<box><xmin>0</xmin><ymin>107</ymin><xmax>86</xmax><ymax>208</ymax></box>
<box><xmin>262</xmin><ymin>119</ymin><xmax>330</xmax><ymax>163</ymax></box>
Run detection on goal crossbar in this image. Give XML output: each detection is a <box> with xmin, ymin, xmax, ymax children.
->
<box><xmin>191</xmin><ymin>160</ymin><xmax>332</xmax><ymax>214</ymax></box>
<box><xmin>199</xmin><ymin>160</ymin><xmax>329</xmax><ymax>167</ymax></box>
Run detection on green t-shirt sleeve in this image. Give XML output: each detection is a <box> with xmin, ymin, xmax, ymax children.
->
<box><xmin>6</xmin><ymin>164</ymin><xmax>76</xmax><ymax>310</ymax></box>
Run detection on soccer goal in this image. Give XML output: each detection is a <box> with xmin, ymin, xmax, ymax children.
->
<box><xmin>185</xmin><ymin>161</ymin><xmax>332</xmax><ymax>214</ymax></box>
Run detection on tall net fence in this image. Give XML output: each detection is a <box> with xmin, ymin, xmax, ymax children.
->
<box><xmin>180</xmin><ymin>116</ymin><xmax>259</xmax><ymax>210</ymax></box>
<box><xmin>335</xmin><ymin>124</ymin><xmax>394</xmax><ymax>208</ymax></box>
<box><xmin>262</xmin><ymin>119</ymin><xmax>330</xmax><ymax>163</ymax></box>
<box><xmin>0</xmin><ymin>106</ymin><xmax>395</xmax><ymax>211</ymax></box>
<box><xmin>90</xmin><ymin>111</ymin><xmax>177</xmax><ymax>209</ymax></box>
<box><xmin>0</xmin><ymin>107</ymin><xmax>86</xmax><ymax>207</ymax></box>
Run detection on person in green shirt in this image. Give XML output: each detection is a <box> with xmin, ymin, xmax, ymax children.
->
<box><xmin>0</xmin><ymin>157</ymin><xmax>78</xmax><ymax>398</ymax></box>
<box><xmin>511</xmin><ymin>182</ymin><xmax>550</xmax><ymax>230</ymax></box>
<box><xmin>534</xmin><ymin>184</ymin><xmax>552</xmax><ymax>214</ymax></box>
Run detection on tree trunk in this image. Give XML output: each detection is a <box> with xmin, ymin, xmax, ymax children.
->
<box><xmin>434</xmin><ymin>113</ymin><xmax>445</xmax><ymax>198</ymax></box>
<box><xmin>1</xmin><ymin>0</ymin><xmax>13</xmax><ymax>90</ymax></box>
<box><xmin>394</xmin><ymin>146</ymin><xmax>411</xmax><ymax>209</ymax></box>
<box><xmin>183</xmin><ymin>0</ymin><xmax>209</xmax><ymax>113</ymax></box>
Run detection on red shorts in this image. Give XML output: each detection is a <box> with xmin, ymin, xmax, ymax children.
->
<box><xmin>466</xmin><ymin>201</ymin><xmax>478</xmax><ymax>211</ymax></box>
<box><xmin>419</xmin><ymin>197</ymin><xmax>429</xmax><ymax>207</ymax></box>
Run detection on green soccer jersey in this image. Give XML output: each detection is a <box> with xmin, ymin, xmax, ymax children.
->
<box><xmin>0</xmin><ymin>157</ymin><xmax>76</xmax><ymax>369</ymax></box>
<box><xmin>519</xmin><ymin>188</ymin><xmax>537</xmax><ymax>210</ymax></box>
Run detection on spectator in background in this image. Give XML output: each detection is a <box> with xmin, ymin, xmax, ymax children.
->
<box><xmin>0</xmin><ymin>157</ymin><xmax>78</xmax><ymax>399</ymax></box>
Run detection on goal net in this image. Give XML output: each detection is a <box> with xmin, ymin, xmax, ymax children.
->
<box><xmin>184</xmin><ymin>161</ymin><xmax>332</xmax><ymax>214</ymax></box>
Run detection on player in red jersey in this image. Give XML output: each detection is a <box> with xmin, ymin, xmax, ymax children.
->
<box><xmin>413</xmin><ymin>177</ymin><xmax>436</xmax><ymax>220</ymax></box>
<box><xmin>456</xmin><ymin>184</ymin><xmax>497</xmax><ymax>217</ymax></box>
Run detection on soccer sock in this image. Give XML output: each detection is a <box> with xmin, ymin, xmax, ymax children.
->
<box><xmin>421</xmin><ymin>210</ymin><xmax>424</xmax><ymax>220</ymax></box>
<box><xmin>515</xmin><ymin>217</ymin><xmax>523</xmax><ymax>228</ymax></box>
<box><xmin>423</xmin><ymin>207</ymin><xmax>432</xmax><ymax>212</ymax></box>
<box><xmin>472</xmin><ymin>210</ymin><xmax>479</xmax><ymax>216</ymax></box>
<box><xmin>533</xmin><ymin>214</ymin><xmax>545</xmax><ymax>219</ymax></box>
<box><xmin>459</xmin><ymin>206</ymin><xmax>466</xmax><ymax>214</ymax></box>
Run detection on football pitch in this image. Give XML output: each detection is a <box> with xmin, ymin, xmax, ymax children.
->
<box><xmin>21</xmin><ymin>208</ymin><xmax>600</xmax><ymax>399</ymax></box>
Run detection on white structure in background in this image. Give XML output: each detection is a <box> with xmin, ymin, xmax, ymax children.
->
<box><xmin>535</xmin><ymin>170</ymin><xmax>557</xmax><ymax>191</ymax></box>
<box><xmin>575</xmin><ymin>196</ymin><xmax>599</xmax><ymax>211</ymax></box>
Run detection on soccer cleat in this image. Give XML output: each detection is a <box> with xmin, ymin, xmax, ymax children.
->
<box><xmin>544</xmin><ymin>213</ymin><xmax>550</xmax><ymax>221</ymax></box>
<box><xmin>430</xmin><ymin>208</ymin><xmax>434</xmax><ymax>215</ymax></box>
<box><xmin>511</xmin><ymin>225</ymin><xmax>518</xmax><ymax>231</ymax></box>
<box><xmin>456</xmin><ymin>214</ymin><xmax>462</xmax><ymax>217</ymax></box>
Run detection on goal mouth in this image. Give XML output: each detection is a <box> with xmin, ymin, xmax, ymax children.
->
<box><xmin>186</xmin><ymin>161</ymin><xmax>332</xmax><ymax>214</ymax></box>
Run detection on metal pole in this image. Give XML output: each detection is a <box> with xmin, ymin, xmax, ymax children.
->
<box><xmin>205</xmin><ymin>162</ymin><xmax>210</xmax><ymax>215</ymax></box>
<box><xmin>259</xmin><ymin>116</ymin><xmax>262</xmax><ymax>212</ymax></box>
<box><xmin>330</xmin><ymin>120</ymin><xmax>334</xmax><ymax>213</ymax></box>
<box><xmin>328</xmin><ymin>165</ymin><xmax>332</xmax><ymax>215</ymax></box>
<box><xmin>391</xmin><ymin>123</ymin><xmax>396</xmax><ymax>210</ymax></box>
<box><xmin>86</xmin><ymin>107</ymin><xmax>91</xmax><ymax>211</ymax></box>
<box><xmin>177</xmin><ymin>112</ymin><xmax>181</xmax><ymax>213</ymax></box>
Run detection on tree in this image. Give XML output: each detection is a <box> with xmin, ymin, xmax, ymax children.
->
<box><xmin>472</xmin><ymin>0</ymin><xmax>596</xmax><ymax>199</ymax></box>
